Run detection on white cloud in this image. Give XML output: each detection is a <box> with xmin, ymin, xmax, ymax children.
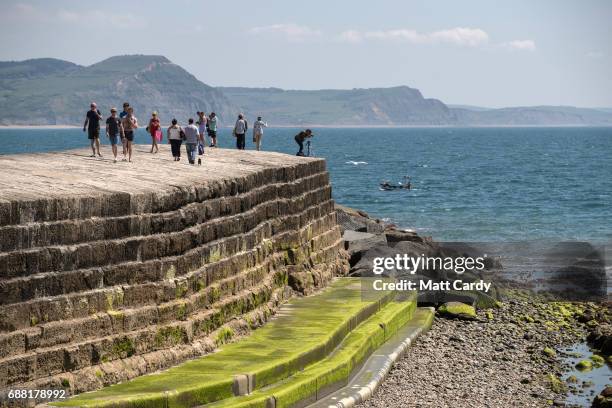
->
<box><xmin>338</xmin><ymin>27</ymin><xmax>489</xmax><ymax>47</ymax></box>
<box><xmin>249</xmin><ymin>23</ymin><xmax>322</xmax><ymax>41</ymax></box>
<box><xmin>428</xmin><ymin>27</ymin><xmax>489</xmax><ymax>47</ymax></box>
<box><xmin>502</xmin><ymin>40</ymin><xmax>536</xmax><ymax>51</ymax></box>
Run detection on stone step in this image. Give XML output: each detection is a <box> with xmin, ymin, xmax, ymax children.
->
<box><xmin>0</xmin><ymin>191</ymin><xmax>334</xmax><ymax>304</ymax></box>
<box><xmin>0</xmin><ymin>215</ymin><xmax>341</xmax><ymax>332</ymax></box>
<box><xmin>0</xmin><ymin>173</ymin><xmax>330</xmax><ymax>252</ymax></box>
<box><xmin>0</xmin><ymin>154</ymin><xmax>327</xmax><ymax>227</ymax></box>
<box><xmin>0</xmin><ymin>201</ymin><xmax>333</xmax><ymax>315</ymax></box>
<box><xmin>0</xmin><ymin>275</ymin><xmax>287</xmax><ymax>388</ymax></box>
<box><xmin>46</xmin><ymin>278</ymin><xmax>402</xmax><ymax>407</ymax></box>
<box><xmin>204</xmin><ymin>298</ymin><xmax>425</xmax><ymax>408</ymax></box>
<box><xmin>0</xmin><ymin>230</ymin><xmax>343</xmax><ymax>360</ymax></box>
<box><xmin>0</xmin><ymin>184</ymin><xmax>332</xmax><ymax>280</ymax></box>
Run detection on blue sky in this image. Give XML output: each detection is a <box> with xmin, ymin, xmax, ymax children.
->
<box><xmin>0</xmin><ymin>0</ymin><xmax>610</xmax><ymax>107</ymax></box>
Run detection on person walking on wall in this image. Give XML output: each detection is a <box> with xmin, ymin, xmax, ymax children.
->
<box><xmin>121</xmin><ymin>106</ymin><xmax>139</xmax><ymax>162</ymax></box>
<box><xmin>233</xmin><ymin>113</ymin><xmax>248</xmax><ymax>150</ymax></box>
<box><xmin>295</xmin><ymin>129</ymin><xmax>314</xmax><ymax>156</ymax></box>
<box><xmin>83</xmin><ymin>102</ymin><xmax>103</xmax><ymax>158</ymax></box>
<box><xmin>119</xmin><ymin>102</ymin><xmax>130</xmax><ymax>157</ymax></box>
<box><xmin>105</xmin><ymin>107</ymin><xmax>124</xmax><ymax>163</ymax></box>
<box><xmin>208</xmin><ymin>112</ymin><xmax>218</xmax><ymax>147</ymax></box>
<box><xmin>197</xmin><ymin>111</ymin><xmax>208</xmax><ymax>150</ymax></box>
<box><xmin>147</xmin><ymin>111</ymin><xmax>161</xmax><ymax>154</ymax></box>
<box><xmin>183</xmin><ymin>118</ymin><xmax>201</xmax><ymax>165</ymax></box>
<box><xmin>252</xmin><ymin>116</ymin><xmax>267</xmax><ymax>151</ymax></box>
<box><xmin>167</xmin><ymin>118</ymin><xmax>183</xmax><ymax>161</ymax></box>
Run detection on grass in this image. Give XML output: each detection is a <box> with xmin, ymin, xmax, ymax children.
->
<box><xmin>54</xmin><ymin>278</ymin><xmax>400</xmax><ymax>408</ymax></box>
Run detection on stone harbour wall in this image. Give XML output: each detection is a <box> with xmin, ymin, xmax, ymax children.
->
<box><xmin>0</xmin><ymin>147</ymin><xmax>349</xmax><ymax>398</ymax></box>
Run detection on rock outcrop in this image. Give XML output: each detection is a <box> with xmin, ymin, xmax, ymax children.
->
<box><xmin>336</xmin><ymin>205</ymin><xmax>499</xmax><ymax>309</ymax></box>
<box><xmin>0</xmin><ymin>146</ymin><xmax>349</xmax><ymax>397</ymax></box>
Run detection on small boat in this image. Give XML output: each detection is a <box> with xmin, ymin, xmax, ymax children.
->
<box><xmin>380</xmin><ymin>176</ymin><xmax>411</xmax><ymax>191</ymax></box>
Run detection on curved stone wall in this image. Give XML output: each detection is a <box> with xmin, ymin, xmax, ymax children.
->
<box><xmin>0</xmin><ymin>147</ymin><xmax>349</xmax><ymax>397</ymax></box>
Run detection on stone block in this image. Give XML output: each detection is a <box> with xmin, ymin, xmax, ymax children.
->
<box><xmin>0</xmin><ymin>331</ymin><xmax>26</xmax><ymax>359</ymax></box>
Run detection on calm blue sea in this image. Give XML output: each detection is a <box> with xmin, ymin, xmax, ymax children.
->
<box><xmin>0</xmin><ymin>127</ymin><xmax>611</xmax><ymax>242</ymax></box>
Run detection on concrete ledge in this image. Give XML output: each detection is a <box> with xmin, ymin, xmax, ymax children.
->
<box><xmin>308</xmin><ymin>307</ymin><xmax>435</xmax><ymax>408</ymax></box>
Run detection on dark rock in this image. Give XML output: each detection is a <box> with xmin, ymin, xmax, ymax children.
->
<box><xmin>587</xmin><ymin>324</ymin><xmax>612</xmax><ymax>355</ymax></box>
<box><xmin>593</xmin><ymin>386</ymin><xmax>612</xmax><ymax>408</ymax></box>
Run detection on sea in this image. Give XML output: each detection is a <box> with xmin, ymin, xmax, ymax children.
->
<box><xmin>1</xmin><ymin>126</ymin><xmax>610</xmax><ymax>243</ymax></box>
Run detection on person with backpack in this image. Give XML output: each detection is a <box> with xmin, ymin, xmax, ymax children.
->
<box><xmin>233</xmin><ymin>113</ymin><xmax>248</xmax><ymax>150</ymax></box>
<box><xmin>147</xmin><ymin>111</ymin><xmax>161</xmax><ymax>154</ymax></box>
<box><xmin>295</xmin><ymin>129</ymin><xmax>314</xmax><ymax>156</ymax></box>
<box><xmin>83</xmin><ymin>102</ymin><xmax>103</xmax><ymax>158</ymax></box>
<box><xmin>105</xmin><ymin>107</ymin><xmax>124</xmax><ymax>163</ymax></box>
<box><xmin>167</xmin><ymin>118</ymin><xmax>183</xmax><ymax>161</ymax></box>
<box><xmin>252</xmin><ymin>116</ymin><xmax>267</xmax><ymax>151</ymax></box>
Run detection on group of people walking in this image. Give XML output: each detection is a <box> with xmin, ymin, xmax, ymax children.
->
<box><xmin>83</xmin><ymin>102</ymin><xmax>140</xmax><ymax>162</ymax></box>
<box><xmin>83</xmin><ymin>102</ymin><xmax>313</xmax><ymax>163</ymax></box>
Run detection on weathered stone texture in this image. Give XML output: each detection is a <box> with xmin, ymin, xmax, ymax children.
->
<box><xmin>0</xmin><ymin>146</ymin><xmax>348</xmax><ymax>398</ymax></box>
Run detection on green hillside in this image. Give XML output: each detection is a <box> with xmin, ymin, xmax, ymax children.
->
<box><xmin>222</xmin><ymin>86</ymin><xmax>456</xmax><ymax>126</ymax></box>
<box><xmin>0</xmin><ymin>55</ymin><xmax>237</xmax><ymax>125</ymax></box>
<box><xmin>1</xmin><ymin>55</ymin><xmax>611</xmax><ymax>126</ymax></box>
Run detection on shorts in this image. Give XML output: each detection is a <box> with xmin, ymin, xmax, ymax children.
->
<box><xmin>109</xmin><ymin>134</ymin><xmax>120</xmax><ymax>145</ymax></box>
<box><xmin>208</xmin><ymin>130</ymin><xmax>217</xmax><ymax>137</ymax></box>
<box><xmin>124</xmin><ymin>130</ymin><xmax>134</xmax><ymax>142</ymax></box>
<box><xmin>88</xmin><ymin>128</ymin><xmax>100</xmax><ymax>140</ymax></box>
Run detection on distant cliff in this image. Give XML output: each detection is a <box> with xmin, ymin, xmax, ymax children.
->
<box><xmin>0</xmin><ymin>55</ymin><xmax>237</xmax><ymax>125</ymax></box>
<box><xmin>1</xmin><ymin>55</ymin><xmax>611</xmax><ymax>126</ymax></box>
<box><xmin>221</xmin><ymin>86</ymin><xmax>456</xmax><ymax>126</ymax></box>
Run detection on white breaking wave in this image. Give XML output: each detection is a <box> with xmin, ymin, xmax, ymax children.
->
<box><xmin>346</xmin><ymin>161</ymin><xmax>368</xmax><ymax>165</ymax></box>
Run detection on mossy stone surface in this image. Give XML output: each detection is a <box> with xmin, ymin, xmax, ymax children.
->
<box><xmin>207</xmin><ymin>299</ymin><xmax>423</xmax><ymax>408</ymax></box>
<box><xmin>576</xmin><ymin>359</ymin><xmax>593</xmax><ymax>371</ymax></box>
<box><xmin>54</xmin><ymin>278</ymin><xmax>403</xmax><ymax>408</ymax></box>
<box><xmin>438</xmin><ymin>302</ymin><xmax>477</xmax><ymax>320</ymax></box>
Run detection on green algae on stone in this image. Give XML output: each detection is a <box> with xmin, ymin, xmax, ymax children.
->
<box><xmin>53</xmin><ymin>278</ymin><xmax>403</xmax><ymax>408</ymax></box>
<box><xmin>576</xmin><ymin>359</ymin><xmax>593</xmax><ymax>371</ymax></box>
<box><xmin>206</xmin><ymin>300</ymin><xmax>426</xmax><ymax>408</ymax></box>
<box><xmin>215</xmin><ymin>326</ymin><xmax>235</xmax><ymax>346</ymax></box>
<box><xmin>543</xmin><ymin>347</ymin><xmax>556</xmax><ymax>358</ymax></box>
<box><xmin>590</xmin><ymin>354</ymin><xmax>605</xmax><ymax>367</ymax></box>
<box><xmin>437</xmin><ymin>302</ymin><xmax>476</xmax><ymax>320</ymax></box>
<box><xmin>546</xmin><ymin>374</ymin><xmax>567</xmax><ymax>393</ymax></box>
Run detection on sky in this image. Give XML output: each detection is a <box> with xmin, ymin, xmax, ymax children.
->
<box><xmin>0</xmin><ymin>0</ymin><xmax>611</xmax><ymax>108</ymax></box>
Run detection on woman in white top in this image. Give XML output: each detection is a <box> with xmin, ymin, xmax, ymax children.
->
<box><xmin>167</xmin><ymin>118</ymin><xmax>184</xmax><ymax>161</ymax></box>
